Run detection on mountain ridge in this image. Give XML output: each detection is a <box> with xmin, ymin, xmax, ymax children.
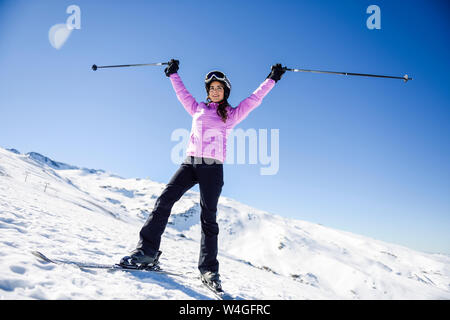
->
<box><xmin>0</xmin><ymin>146</ymin><xmax>449</xmax><ymax>299</ymax></box>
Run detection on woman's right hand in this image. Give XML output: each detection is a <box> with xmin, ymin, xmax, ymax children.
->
<box><xmin>165</xmin><ymin>59</ymin><xmax>179</xmax><ymax>77</ymax></box>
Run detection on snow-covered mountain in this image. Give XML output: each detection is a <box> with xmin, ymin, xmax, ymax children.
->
<box><xmin>0</xmin><ymin>146</ymin><xmax>449</xmax><ymax>299</ymax></box>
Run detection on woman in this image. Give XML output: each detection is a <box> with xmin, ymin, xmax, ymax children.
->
<box><xmin>120</xmin><ymin>59</ymin><xmax>286</xmax><ymax>291</ymax></box>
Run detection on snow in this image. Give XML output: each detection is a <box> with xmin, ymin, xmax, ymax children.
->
<box><xmin>0</xmin><ymin>146</ymin><xmax>449</xmax><ymax>300</ymax></box>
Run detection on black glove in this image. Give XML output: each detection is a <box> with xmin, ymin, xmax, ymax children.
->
<box><xmin>266</xmin><ymin>63</ymin><xmax>286</xmax><ymax>82</ymax></box>
<box><xmin>164</xmin><ymin>59</ymin><xmax>179</xmax><ymax>77</ymax></box>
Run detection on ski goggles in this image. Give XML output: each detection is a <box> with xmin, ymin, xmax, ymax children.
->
<box><xmin>205</xmin><ymin>70</ymin><xmax>231</xmax><ymax>89</ymax></box>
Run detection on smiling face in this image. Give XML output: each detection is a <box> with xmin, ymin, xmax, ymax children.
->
<box><xmin>208</xmin><ymin>81</ymin><xmax>225</xmax><ymax>103</ymax></box>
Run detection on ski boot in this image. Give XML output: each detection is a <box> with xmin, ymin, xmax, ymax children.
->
<box><xmin>200</xmin><ymin>271</ymin><xmax>223</xmax><ymax>293</ymax></box>
<box><xmin>119</xmin><ymin>249</ymin><xmax>162</xmax><ymax>270</ymax></box>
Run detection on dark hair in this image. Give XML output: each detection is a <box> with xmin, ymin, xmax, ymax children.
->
<box><xmin>206</xmin><ymin>81</ymin><xmax>230</xmax><ymax>123</ymax></box>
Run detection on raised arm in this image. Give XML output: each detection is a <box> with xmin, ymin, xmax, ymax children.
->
<box><xmin>228</xmin><ymin>78</ymin><xmax>276</xmax><ymax>126</ymax></box>
<box><xmin>228</xmin><ymin>63</ymin><xmax>286</xmax><ymax>126</ymax></box>
<box><xmin>165</xmin><ymin>59</ymin><xmax>198</xmax><ymax>116</ymax></box>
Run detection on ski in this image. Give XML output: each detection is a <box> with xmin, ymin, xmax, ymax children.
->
<box><xmin>200</xmin><ymin>277</ymin><xmax>234</xmax><ymax>300</ymax></box>
<box><xmin>32</xmin><ymin>251</ymin><xmax>233</xmax><ymax>300</ymax></box>
<box><xmin>31</xmin><ymin>251</ymin><xmax>180</xmax><ymax>276</ymax></box>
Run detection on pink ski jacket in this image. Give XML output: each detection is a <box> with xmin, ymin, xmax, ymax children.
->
<box><xmin>169</xmin><ymin>73</ymin><xmax>276</xmax><ymax>163</ymax></box>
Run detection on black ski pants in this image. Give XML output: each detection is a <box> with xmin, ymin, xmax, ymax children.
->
<box><xmin>136</xmin><ymin>156</ymin><xmax>224</xmax><ymax>274</ymax></box>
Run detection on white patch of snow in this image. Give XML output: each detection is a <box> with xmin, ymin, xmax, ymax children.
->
<box><xmin>0</xmin><ymin>146</ymin><xmax>449</xmax><ymax>299</ymax></box>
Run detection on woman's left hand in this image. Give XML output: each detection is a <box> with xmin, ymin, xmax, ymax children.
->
<box><xmin>267</xmin><ymin>63</ymin><xmax>287</xmax><ymax>82</ymax></box>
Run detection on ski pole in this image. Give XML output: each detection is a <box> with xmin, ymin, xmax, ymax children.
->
<box><xmin>91</xmin><ymin>61</ymin><xmax>169</xmax><ymax>71</ymax></box>
<box><xmin>285</xmin><ymin>67</ymin><xmax>412</xmax><ymax>83</ymax></box>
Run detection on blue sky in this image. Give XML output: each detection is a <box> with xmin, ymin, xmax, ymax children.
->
<box><xmin>1</xmin><ymin>0</ymin><xmax>449</xmax><ymax>254</ymax></box>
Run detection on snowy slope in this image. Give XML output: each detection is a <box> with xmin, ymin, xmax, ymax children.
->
<box><xmin>0</xmin><ymin>146</ymin><xmax>449</xmax><ymax>299</ymax></box>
